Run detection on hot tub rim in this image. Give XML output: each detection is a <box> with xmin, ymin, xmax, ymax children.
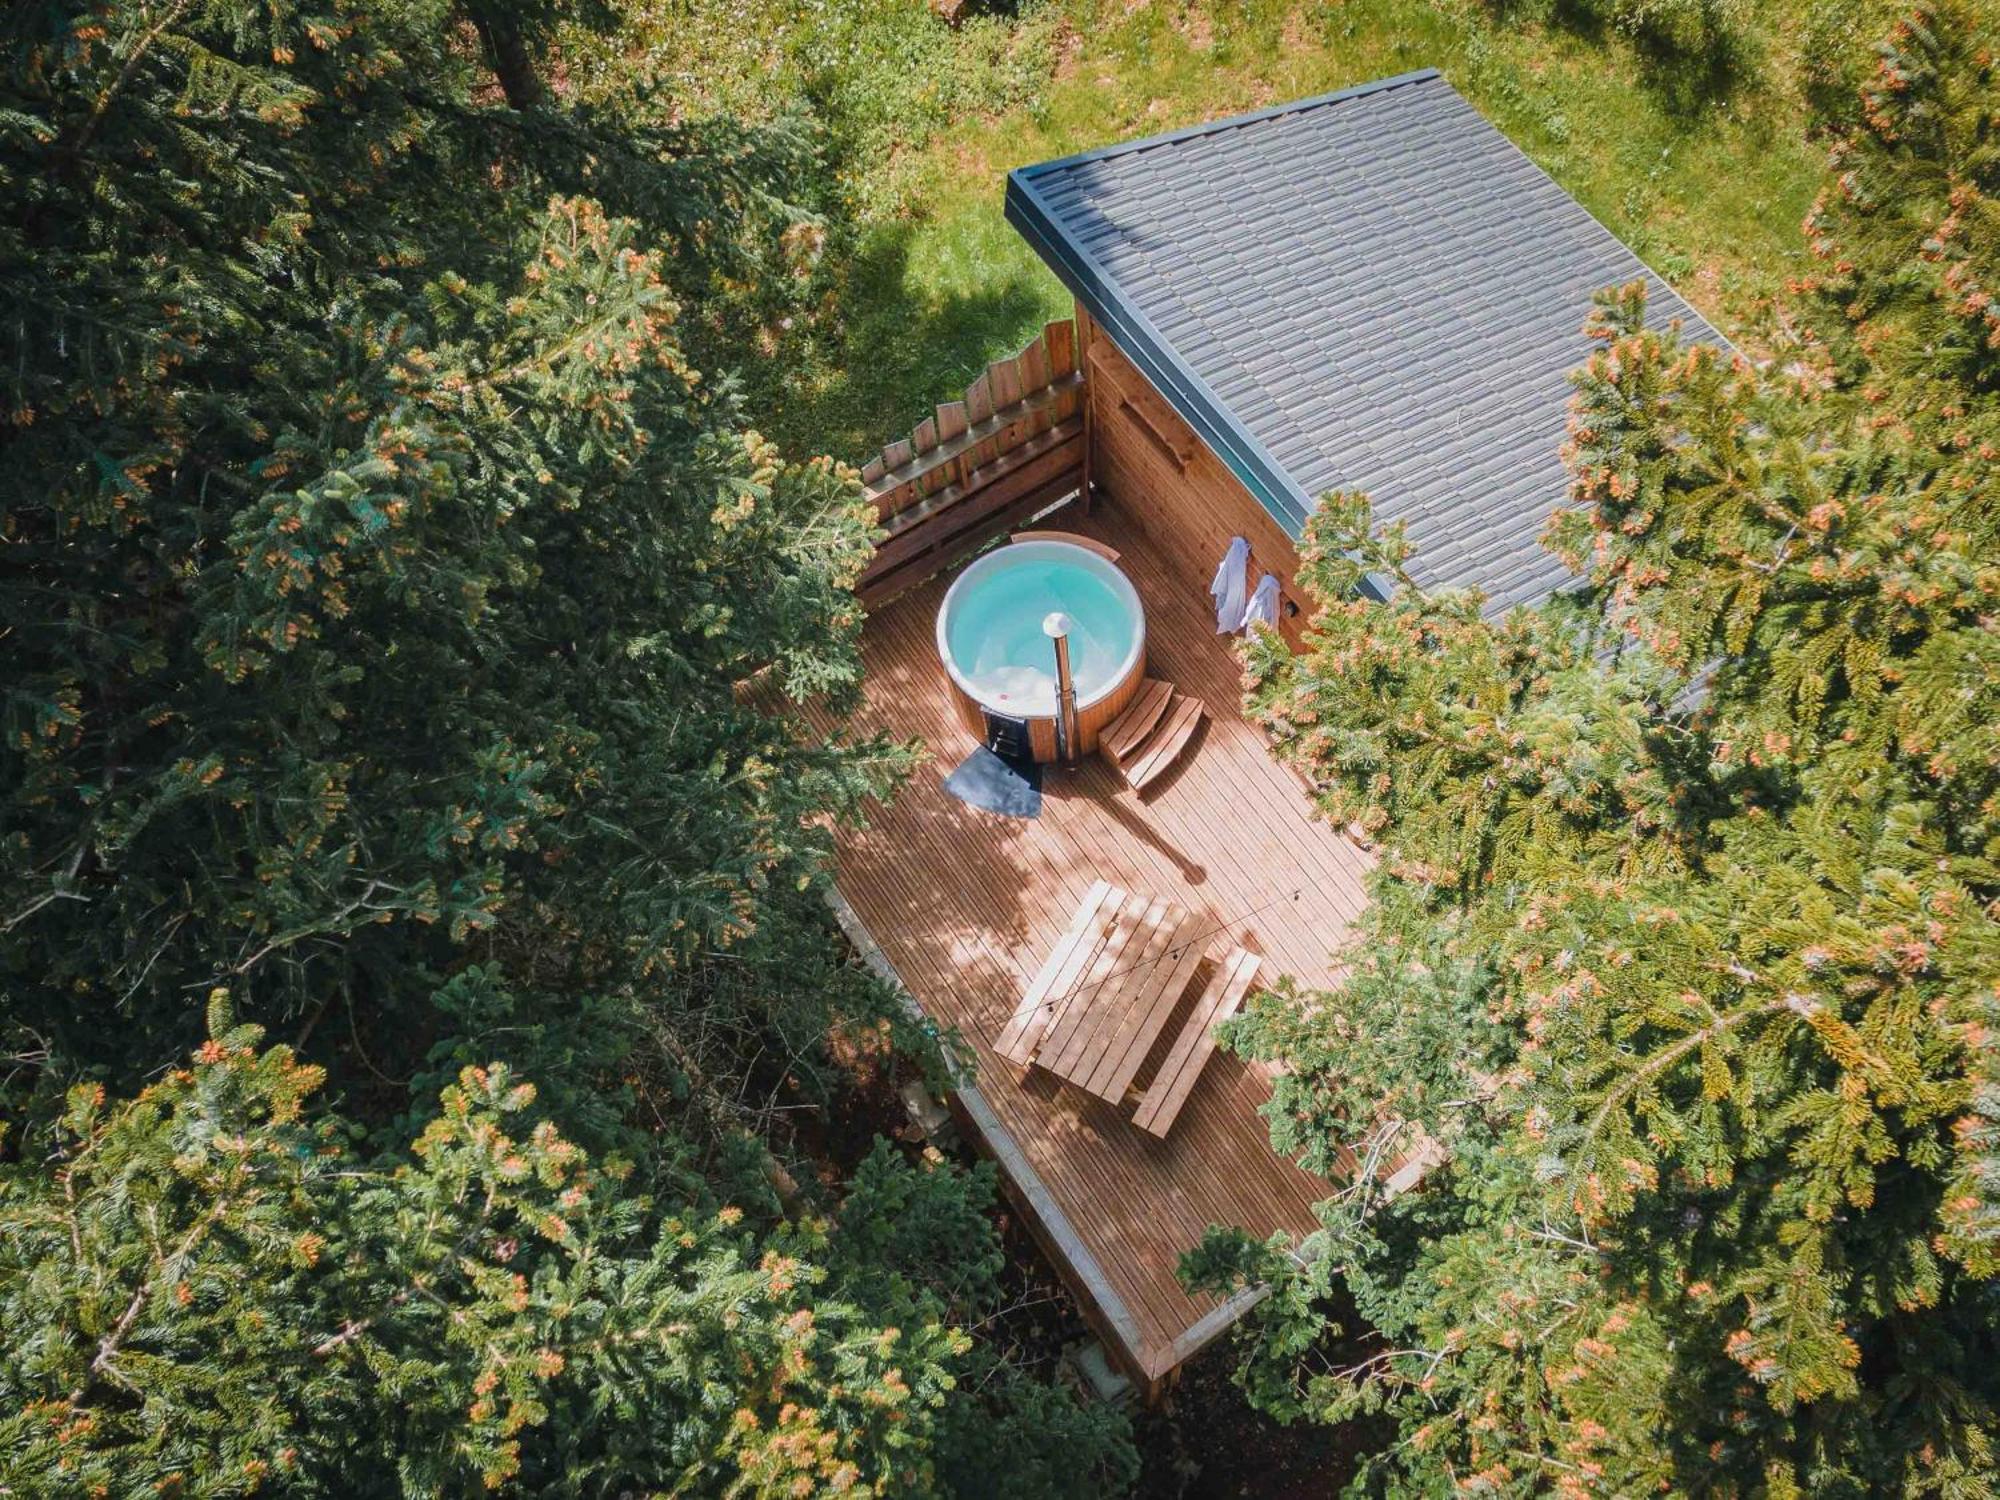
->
<box><xmin>934</xmin><ymin>538</ymin><xmax>1148</xmax><ymax>718</ymax></box>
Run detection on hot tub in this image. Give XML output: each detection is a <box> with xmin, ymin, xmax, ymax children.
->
<box><xmin>937</xmin><ymin>537</ymin><xmax>1147</xmax><ymax>763</ymax></box>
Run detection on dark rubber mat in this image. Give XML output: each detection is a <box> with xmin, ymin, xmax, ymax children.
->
<box><xmin>943</xmin><ymin>745</ymin><xmax>1042</xmax><ymax>819</ymax></box>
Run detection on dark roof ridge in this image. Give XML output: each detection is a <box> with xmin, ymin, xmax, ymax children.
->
<box><xmin>1011</xmin><ymin>67</ymin><xmax>1443</xmax><ymax>183</ymax></box>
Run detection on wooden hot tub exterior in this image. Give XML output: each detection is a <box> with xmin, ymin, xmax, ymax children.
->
<box><xmin>941</xmin><ymin>532</ymin><xmax>1146</xmax><ymax>763</ymax></box>
<box><xmin>945</xmin><ymin>647</ymin><xmax>1145</xmax><ymax>762</ymax></box>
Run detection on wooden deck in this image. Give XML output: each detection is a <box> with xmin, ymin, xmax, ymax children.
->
<box><xmin>809</xmin><ymin>499</ymin><xmax>1374</xmax><ymax>1383</ymax></box>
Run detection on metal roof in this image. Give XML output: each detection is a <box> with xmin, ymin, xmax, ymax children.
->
<box><xmin>1005</xmin><ymin>69</ymin><xmax>1724</xmax><ymax>615</ymax></box>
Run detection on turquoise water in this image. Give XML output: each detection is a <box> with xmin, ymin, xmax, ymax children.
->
<box><xmin>944</xmin><ymin>555</ymin><xmax>1137</xmax><ymax>714</ymax></box>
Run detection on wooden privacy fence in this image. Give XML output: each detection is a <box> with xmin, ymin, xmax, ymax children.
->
<box><xmin>857</xmin><ymin>319</ymin><xmax>1086</xmax><ymax>605</ymax></box>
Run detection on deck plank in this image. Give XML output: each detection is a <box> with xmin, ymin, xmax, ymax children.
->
<box><xmin>1044</xmin><ymin>898</ymin><xmax>1185</xmax><ymax>1090</ymax></box>
<box><xmin>1088</xmin><ymin>928</ymin><xmax>1209</xmax><ymax>1100</ymax></box>
<box><xmin>1037</xmin><ymin>888</ymin><xmax>1155</xmax><ymax>1069</ymax></box>
<box><xmin>798</xmin><ymin>497</ymin><xmax>1375</xmax><ymax>1371</ymax></box>
<box><xmin>994</xmin><ymin>879</ymin><xmax>1117</xmax><ymax>1064</ymax></box>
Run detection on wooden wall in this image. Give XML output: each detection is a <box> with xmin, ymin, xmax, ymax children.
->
<box><xmin>1075</xmin><ymin>305</ymin><xmax>1309</xmax><ymax>652</ymax></box>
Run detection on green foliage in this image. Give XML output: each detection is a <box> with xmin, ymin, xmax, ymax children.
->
<box><xmin>0</xmin><ymin>2</ymin><xmax>1136</xmax><ymax>1493</ymax></box>
<box><xmin>1798</xmin><ymin>0</ymin><xmax>1910</xmax><ymax>126</ymax></box>
<box><xmin>1493</xmin><ymin>0</ymin><xmax>1751</xmax><ymax>71</ymax></box>
<box><xmin>932</xmin><ymin>1364</ymin><xmax>1139</xmax><ymax>1500</ymax></box>
<box><xmin>1213</xmin><ymin>4</ymin><xmax>2000</xmax><ymax>1493</ymax></box>
<box><xmin>1798</xmin><ymin>7</ymin><xmax>2000</xmax><ymax>399</ymax></box>
<box><xmin>0</xmin><ymin>1023</ymin><xmax>976</xmax><ymax>1496</ymax></box>
<box><xmin>576</xmin><ymin>0</ymin><xmax>1059</xmax><ymax>184</ymax></box>
<box><xmin>0</xmin><ymin>0</ymin><xmax>903</xmax><ymax>1087</ymax></box>
<box><xmin>724</xmin><ymin>0</ymin><xmax>1828</xmax><ymax>464</ymax></box>
<box><xmin>832</xmin><ymin>1141</ymin><xmax>1008</xmax><ymax>1316</ymax></box>
<box><xmin>825</xmin><ymin>1142</ymin><xmax>1139</xmax><ymax>1500</ymax></box>
<box><xmin>396</xmin><ymin>968</ymin><xmax>654</xmax><ymax>1163</ymax></box>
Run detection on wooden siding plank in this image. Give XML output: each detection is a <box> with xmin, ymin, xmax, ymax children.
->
<box><xmin>1082</xmin><ymin>326</ymin><xmax>1309</xmax><ymax>651</ymax></box>
<box><xmin>866</xmin><ymin>374</ymin><xmax>1083</xmax><ymax>518</ymax></box>
<box><xmin>1044</xmin><ymin>316</ymin><xmax>1077</xmax><ymax>377</ymax></box>
<box><xmin>989</xmin><ymin>354</ymin><xmax>1023</xmax><ymax>412</ymax></box>
<box><xmin>965</xmin><ymin>372</ymin><xmax>994</xmax><ymax>426</ymax></box>
<box><xmin>858</xmin><ymin>471</ymin><xmax>1082</xmax><ymax>607</ymax></box>
<box><xmin>873</xmin><ymin>421</ymin><xmax>1082</xmax><ymax>545</ymax></box>
<box><xmin>1019</xmin><ymin>339</ymin><xmax>1050</xmax><ymax>398</ymax></box>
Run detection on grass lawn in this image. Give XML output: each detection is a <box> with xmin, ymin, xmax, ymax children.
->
<box><xmin>778</xmin><ymin>0</ymin><xmax>1835</xmax><ymax>463</ymax></box>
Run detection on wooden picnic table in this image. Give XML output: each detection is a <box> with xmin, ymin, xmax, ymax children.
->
<box><xmin>995</xmin><ymin>880</ymin><xmax>1264</xmax><ymax>1136</ymax></box>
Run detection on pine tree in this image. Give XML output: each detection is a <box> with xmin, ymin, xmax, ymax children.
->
<box><xmin>1196</xmin><ymin>4</ymin><xmax>2000</xmax><ymax>1492</ymax></box>
<box><xmin>2</xmin><ymin>2</ymin><xmax>901</xmax><ymax>1079</ymax></box>
<box><xmin>0</xmin><ymin>1004</ymin><xmax>975</xmax><ymax>1496</ymax></box>
<box><xmin>0</xmin><ymin>4</ymin><xmax>1136</xmax><ymax>1491</ymax></box>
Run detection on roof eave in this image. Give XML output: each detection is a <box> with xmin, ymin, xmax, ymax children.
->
<box><xmin>1006</xmin><ymin>67</ymin><xmax>1458</xmax><ymax>610</ymax></box>
<box><xmin>1004</xmin><ymin>168</ymin><xmax>1317</xmax><ymax>541</ymax></box>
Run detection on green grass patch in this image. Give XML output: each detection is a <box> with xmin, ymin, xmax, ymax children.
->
<box><xmin>624</xmin><ymin>0</ymin><xmax>1840</xmax><ymax>461</ymax></box>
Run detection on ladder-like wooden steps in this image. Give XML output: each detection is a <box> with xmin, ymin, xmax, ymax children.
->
<box><xmin>1099</xmin><ymin>681</ymin><xmax>1206</xmax><ymax>793</ymax></box>
<box><xmin>1100</xmin><ymin>679</ymin><xmax>1172</xmax><ymax>770</ymax></box>
<box><xmin>1122</xmin><ymin>695</ymin><xmax>1204</xmax><ymax>793</ymax></box>
<box><xmin>1133</xmin><ymin>947</ymin><xmax>1263</xmax><ymax>1138</ymax></box>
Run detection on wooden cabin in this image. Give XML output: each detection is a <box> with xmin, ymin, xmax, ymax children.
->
<box><xmin>826</xmin><ymin>68</ymin><xmax>1717</xmax><ymax>1400</ymax></box>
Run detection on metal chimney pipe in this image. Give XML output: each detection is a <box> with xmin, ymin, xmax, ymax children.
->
<box><xmin>1044</xmin><ymin>611</ymin><xmax>1080</xmax><ymax>765</ymax></box>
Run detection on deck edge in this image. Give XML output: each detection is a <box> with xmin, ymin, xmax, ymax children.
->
<box><xmin>1155</xmin><ymin>1281</ymin><xmax>1270</xmax><ymax>1379</ymax></box>
<box><xmin>825</xmin><ymin>881</ymin><xmax>1159</xmax><ymax>1377</ymax></box>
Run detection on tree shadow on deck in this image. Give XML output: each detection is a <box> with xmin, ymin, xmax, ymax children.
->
<box><xmin>1071</xmin><ymin>762</ymin><xmax>1209</xmax><ymax>887</ymax></box>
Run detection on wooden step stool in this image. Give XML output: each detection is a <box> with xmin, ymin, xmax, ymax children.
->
<box><xmin>1100</xmin><ymin>678</ymin><xmax>1205</xmax><ymax>793</ymax></box>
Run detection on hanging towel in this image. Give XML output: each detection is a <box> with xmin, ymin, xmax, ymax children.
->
<box><xmin>1239</xmin><ymin>572</ymin><xmax>1281</xmax><ymax>635</ymax></box>
<box><xmin>1210</xmin><ymin>536</ymin><xmax>1249</xmax><ymax>634</ymax></box>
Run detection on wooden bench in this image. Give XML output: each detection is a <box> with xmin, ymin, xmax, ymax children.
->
<box><xmin>1132</xmin><ymin>947</ymin><xmax>1263</xmax><ymax>1137</ymax></box>
<box><xmin>994</xmin><ymin>880</ymin><xmax>1121</xmax><ymax>1066</ymax></box>
<box><xmin>1041</xmin><ymin>897</ymin><xmax>1202</xmax><ymax>1098</ymax></box>
<box><xmin>997</xmin><ymin>886</ymin><xmax>1269</xmax><ymax>1138</ymax></box>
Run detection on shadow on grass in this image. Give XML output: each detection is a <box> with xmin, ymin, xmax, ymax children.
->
<box><xmin>770</xmin><ymin>217</ymin><xmax>1064</xmax><ymax>464</ymax></box>
<box><xmin>1494</xmin><ymin>0</ymin><xmax>1758</xmax><ymax>117</ymax></box>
